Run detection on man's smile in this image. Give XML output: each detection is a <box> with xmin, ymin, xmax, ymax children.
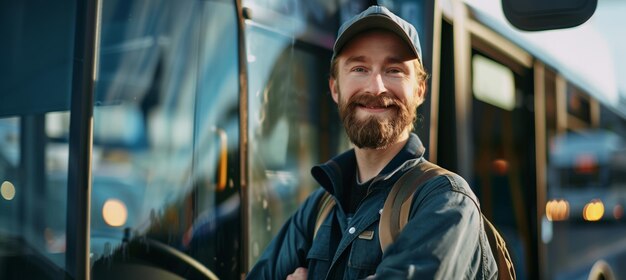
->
<box><xmin>357</xmin><ymin>104</ymin><xmax>392</xmax><ymax>113</ymax></box>
<box><xmin>353</xmin><ymin>97</ymin><xmax>399</xmax><ymax>115</ymax></box>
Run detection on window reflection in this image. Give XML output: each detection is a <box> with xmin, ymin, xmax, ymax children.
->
<box><xmin>0</xmin><ymin>112</ymin><xmax>72</xmax><ymax>274</ymax></box>
<box><xmin>246</xmin><ymin>21</ymin><xmax>345</xmax><ymax>267</ymax></box>
<box><xmin>90</xmin><ymin>0</ymin><xmax>240</xmax><ymax>279</ymax></box>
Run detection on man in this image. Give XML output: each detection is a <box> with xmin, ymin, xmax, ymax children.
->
<box><xmin>248</xmin><ymin>5</ymin><xmax>497</xmax><ymax>279</ymax></box>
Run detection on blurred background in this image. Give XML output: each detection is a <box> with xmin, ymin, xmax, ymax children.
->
<box><xmin>0</xmin><ymin>0</ymin><xmax>625</xmax><ymax>279</ymax></box>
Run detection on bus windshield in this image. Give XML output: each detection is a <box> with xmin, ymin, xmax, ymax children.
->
<box><xmin>550</xmin><ymin>131</ymin><xmax>625</xmax><ymax>190</ymax></box>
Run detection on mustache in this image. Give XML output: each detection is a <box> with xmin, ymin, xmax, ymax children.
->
<box><xmin>347</xmin><ymin>94</ymin><xmax>404</xmax><ymax>109</ymax></box>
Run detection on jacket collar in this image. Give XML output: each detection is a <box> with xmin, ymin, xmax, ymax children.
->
<box><xmin>311</xmin><ymin>133</ymin><xmax>426</xmax><ymax>197</ymax></box>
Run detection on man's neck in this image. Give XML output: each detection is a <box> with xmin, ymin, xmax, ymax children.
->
<box><xmin>354</xmin><ymin>132</ymin><xmax>410</xmax><ymax>182</ymax></box>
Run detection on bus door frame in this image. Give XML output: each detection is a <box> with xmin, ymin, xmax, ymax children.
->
<box><xmin>435</xmin><ymin>0</ymin><xmax>546</xmax><ymax>278</ymax></box>
<box><xmin>66</xmin><ymin>0</ymin><xmax>102</xmax><ymax>278</ymax></box>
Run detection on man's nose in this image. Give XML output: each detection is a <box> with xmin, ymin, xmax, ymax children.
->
<box><xmin>365</xmin><ymin>72</ymin><xmax>387</xmax><ymax>95</ymax></box>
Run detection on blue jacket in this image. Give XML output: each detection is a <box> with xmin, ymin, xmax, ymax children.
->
<box><xmin>247</xmin><ymin>134</ymin><xmax>497</xmax><ymax>279</ymax></box>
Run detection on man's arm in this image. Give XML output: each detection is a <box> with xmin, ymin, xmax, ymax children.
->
<box><xmin>246</xmin><ymin>189</ymin><xmax>325</xmax><ymax>279</ymax></box>
<box><xmin>375</xmin><ymin>175</ymin><xmax>491</xmax><ymax>279</ymax></box>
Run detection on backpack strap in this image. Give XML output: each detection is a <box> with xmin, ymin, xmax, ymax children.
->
<box><xmin>483</xmin><ymin>216</ymin><xmax>516</xmax><ymax>280</ymax></box>
<box><xmin>314</xmin><ymin>191</ymin><xmax>336</xmax><ymax>239</ymax></box>
<box><xmin>379</xmin><ymin>161</ymin><xmax>451</xmax><ymax>252</ymax></box>
<box><xmin>313</xmin><ymin>162</ymin><xmax>447</xmax><ymax>249</ymax></box>
<box><xmin>381</xmin><ymin>161</ymin><xmax>517</xmax><ymax>279</ymax></box>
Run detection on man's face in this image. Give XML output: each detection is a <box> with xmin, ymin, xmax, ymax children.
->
<box><xmin>329</xmin><ymin>30</ymin><xmax>425</xmax><ymax>149</ymax></box>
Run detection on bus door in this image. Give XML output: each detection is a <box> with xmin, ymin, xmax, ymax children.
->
<box><xmin>469</xmin><ymin>50</ymin><xmax>537</xmax><ymax>280</ymax></box>
<box><xmin>434</xmin><ymin>4</ymin><xmax>537</xmax><ymax>279</ymax></box>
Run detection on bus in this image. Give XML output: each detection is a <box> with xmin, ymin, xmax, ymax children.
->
<box><xmin>1</xmin><ymin>0</ymin><xmax>625</xmax><ymax>279</ymax></box>
<box><xmin>546</xmin><ymin>130</ymin><xmax>626</xmax><ymax>224</ymax></box>
<box><xmin>544</xmin><ymin>130</ymin><xmax>626</xmax><ymax>279</ymax></box>
<box><xmin>433</xmin><ymin>0</ymin><xmax>626</xmax><ymax>279</ymax></box>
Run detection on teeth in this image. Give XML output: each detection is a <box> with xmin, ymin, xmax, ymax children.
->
<box><xmin>361</xmin><ymin>104</ymin><xmax>387</xmax><ymax>109</ymax></box>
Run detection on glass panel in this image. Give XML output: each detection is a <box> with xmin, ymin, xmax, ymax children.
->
<box><xmin>472</xmin><ymin>55</ymin><xmax>516</xmax><ymax>111</ymax></box>
<box><xmin>241</xmin><ymin>0</ymin><xmax>339</xmax><ymax>48</ymax></box>
<box><xmin>184</xmin><ymin>1</ymin><xmax>241</xmax><ymax>277</ymax></box>
<box><xmin>245</xmin><ymin>21</ymin><xmax>346</xmax><ymax>268</ymax></box>
<box><xmin>566</xmin><ymin>84</ymin><xmax>591</xmax><ymax>125</ymax></box>
<box><xmin>90</xmin><ymin>0</ymin><xmax>240</xmax><ymax>279</ymax></box>
<box><xmin>0</xmin><ymin>113</ymin><xmax>74</xmax><ymax>279</ymax></box>
<box><xmin>1</xmin><ymin>0</ymin><xmax>75</xmax><ymax>278</ymax></box>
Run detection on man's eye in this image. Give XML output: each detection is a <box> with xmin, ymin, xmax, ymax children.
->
<box><xmin>352</xmin><ymin>67</ymin><xmax>366</xmax><ymax>72</ymax></box>
<box><xmin>388</xmin><ymin>68</ymin><xmax>402</xmax><ymax>74</ymax></box>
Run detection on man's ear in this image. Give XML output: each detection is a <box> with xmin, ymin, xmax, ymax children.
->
<box><xmin>415</xmin><ymin>80</ymin><xmax>426</xmax><ymax>106</ymax></box>
<box><xmin>329</xmin><ymin>78</ymin><xmax>339</xmax><ymax>104</ymax></box>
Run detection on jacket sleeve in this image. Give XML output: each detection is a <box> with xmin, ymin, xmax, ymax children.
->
<box><xmin>246</xmin><ymin>188</ymin><xmax>325</xmax><ymax>279</ymax></box>
<box><xmin>375</xmin><ymin>174</ymin><xmax>494</xmax><ymax>279</ymax></box>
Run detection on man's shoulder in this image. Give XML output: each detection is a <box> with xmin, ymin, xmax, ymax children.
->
<box><xmin>405</xmin><ymin>162</ymin><xmax>480</xmax><ymax>209</ymax></box>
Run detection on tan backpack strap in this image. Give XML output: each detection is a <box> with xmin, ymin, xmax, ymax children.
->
<box><xmin>398</xmin><ymin>167</ymin><xmax>451</xmax><ymax>230</ymax></box>
<box><xmin>483</xmin><ymin>214</ymin><xmax>516</xmax><ymax>280</ymax></box>
<box><xmin>314</xmin><ymin>191</ymin><xmax>336</xmax><ymax>239</ymax></box>
<box><xmin>379</xmin><ymin>161</ymin><xmax>451</xmax><ymax>252</ymax></box>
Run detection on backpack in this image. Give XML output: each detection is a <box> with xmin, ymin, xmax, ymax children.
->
<box><xmin>314</xmin><ymin>161</ymin><xmax>516</xmax><ymax>280</ymax></box>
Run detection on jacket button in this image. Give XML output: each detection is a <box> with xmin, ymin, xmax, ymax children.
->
<box><xmin>379</xmin><ymin>208</ymin><xmax>383</xmax><ymax>214</ymax></box>
<box><xmin>348</xmin><ymin>227</ymin><xmax>356</xmax><ymax>234</ymax></box>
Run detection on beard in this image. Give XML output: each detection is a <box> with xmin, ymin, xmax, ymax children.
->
<box><xmin>338</xmin><ymin>91</ymin><xmax>417</xmax><ymax>149</ymax></box>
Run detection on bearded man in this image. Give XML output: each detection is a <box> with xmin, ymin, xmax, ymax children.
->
<box><xmin>247</xmin><ymin>5</ymin><xmax>497</xmax><ymax>280</ymax></box>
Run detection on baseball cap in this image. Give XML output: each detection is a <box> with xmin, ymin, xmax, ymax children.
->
<box><xmin>332</xmin><ymin>5</ymin><xmax>422</xmax><ymax>63</ymax></box>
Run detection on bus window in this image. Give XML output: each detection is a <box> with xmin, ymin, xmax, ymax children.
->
<box><xmin>0</xmin><ymin>0</ymin><xmax>75</xmax><ymax>278</ymax></box>
<box><xmin>0</xmin><ymin>112</ymin><xmax>76</xmax><ymax>278</ymax></box>
<box><xmin>243</xmin><ymin>3</ymin><xmax>347</xmax><ymax>268</ymax></box>
<box><xmin>0</xmin><ymin>2</ymin><xmax>74</xmax><ymax>117</ymax></box>
<box><xmin>89</xmin><ymin>0</ymin><xmax>239</xmax><ymax>279</ymax></box>
<box><xmin>566</xmin><ymin>84</ymin><xmax>593</xmax><ymax>130</ymax></box>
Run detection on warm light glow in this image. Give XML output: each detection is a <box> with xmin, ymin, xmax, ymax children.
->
<box><xmin>102</xmin><ymin>199</ymin><xmax>128</xmax><ymax>227</ymax></box>
<box><xmin>575</xmin><ymin>154</ymin><xmax>597</xmax><ymax>174</ymax></box>
<box><xmin>492</xmin><ymin>159</ymin><xmax>509</xmax><ymax>175</ymax></box>
<box><xmin>583</xmin><ymin>200</ymin><xmax>604</xmax><ymax>221</ymax></box>
<box><xmin>546</xmin><ymin>199</ymin><xmax>570</xmax><ymax>221</ymax></box>
<box><xmin>1</xmin><ymin>181</ymin><xmax>16</xmax><ymax>200</ymax></box>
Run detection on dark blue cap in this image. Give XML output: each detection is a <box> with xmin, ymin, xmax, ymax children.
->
<box><xmin>332</xmin><ymin>5</ymin><xmax>422</xmax><ymax>62</ymax></box>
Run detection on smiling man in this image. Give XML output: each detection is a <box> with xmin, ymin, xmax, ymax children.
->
<box><xmin>247</xmin><ymin>6</ymin><xmax>497</xmax><ymax>280</ymax></box>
